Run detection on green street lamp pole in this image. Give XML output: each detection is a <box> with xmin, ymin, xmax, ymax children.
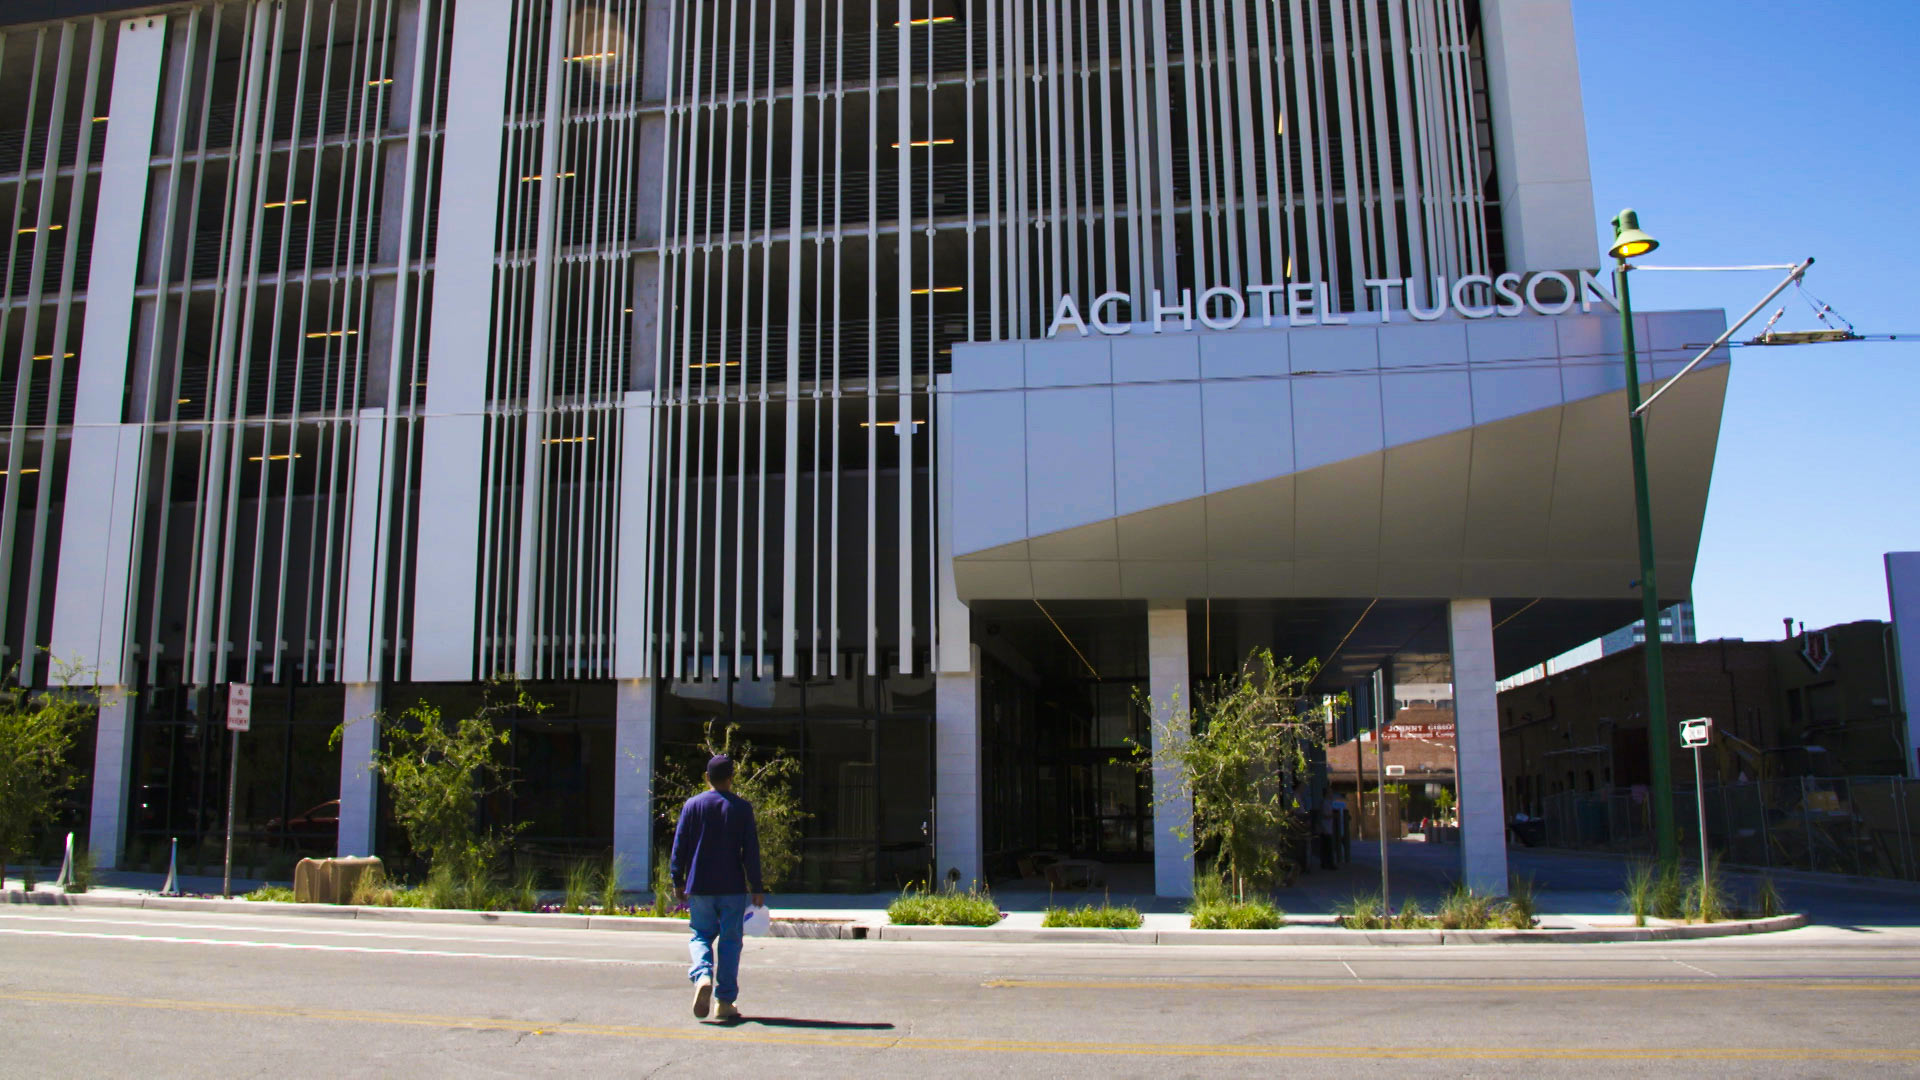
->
<box><xmin>1610</xmin><ymin>209</ymin><xmax>1677</xmax><ymax>866</ymax></box>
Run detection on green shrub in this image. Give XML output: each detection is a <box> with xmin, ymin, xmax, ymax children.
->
<box><xmin>506</xmin><ymin>865</ymin><xmax>539</xmax><ymax>912</ymax></box>
<box><xmin>1622</xmin><ymin>860</ymin><xmax>1655</xmax><ymax>926</ymax></box>
<box><xmin>64</xmin><ymin>848</ymin><xmax>93</xmax><ymax>894</ymax></box>
<box><xmin>887</xmin><ymin>885</ymin><xmax>1002</xmax><ymax>927</ymax></box>
<box><xmin>1653</xmin><ymin>862</ymin><xmax>1686</xmax><ymax>919</ymax></box>
<box><xmin>244</xmin><ymin>884</ymin><xmax>296</xmax><ymax>903</ymax></box>
<box><xmin>1042</xmin><ymin>903</ymin><xmax>1144</xmax><ymax>929</ymax></box>
<box><xmin>1754</xmin><ymin>876</ymin><xmax>1785</xmax><ymax>919</ymax></box>
<box><xmin>19</xmin><ymin>865</ymin><xmax>36</xmax><ymax>891</ymax></box>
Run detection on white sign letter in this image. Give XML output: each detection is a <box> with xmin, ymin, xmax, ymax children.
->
<box><xmin>1245</xmin><ymin>284</ymin><xmax>1286</xmax><ymax>327</ymax></box>
<box><xmin>1151</xmin><ymin>289</ymin><xmax>1194</xmax><ymax>333</ymax></box>
<box><xmin>1525</xmin><ymin>271</ymin><xmax>1576</xmax><ymax>316</ymax></box>
<box><xmin>1317</xmin><ymin>283</ymin><xmax>1349</xmax><ymax>325</ymax></box>
<box><xmin>1407</xmin><ymin>277</ymin><xmax>1447</xmax><ymax>322</ymax></box>
<box><xmin>1451</xmin><ymin>274</ymin><xmax>1495</xmax><ymax>319</ymax></box>
<box><xmin>1493</xmin><ymin>272</ymin><xmax>1526</xmax><ymax>317</ymax></box>
<box><xmin>1288</xmin><ymin>283</ymin><xmax>1318</xmax><ymax>327</ymax></box>
<box><xmin>1579</xmin><ymin>270</ymin><xmax>1620</xmax><ymax>314</ymax></box>
<box><xmin>1090</xmin><ymin>291</ymin><xmax>1132</xmax><ymax>335</ymax></box>
<box><xmin>1365</xmin><ymin>278</ymin><xmax>1403</xmax><ymax>323</ymax></box>
<box><xmin>1197</xmin><ymin>286</ymin><xmax>1246</xmax><ymax>330</ymax></box>
<box><xmin>1047</xmin><ymin>294</ymin><xmax>1090</xmax><ymax>338</ymax></box>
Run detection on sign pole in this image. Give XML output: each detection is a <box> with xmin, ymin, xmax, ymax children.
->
<box><xmin>1693</xmin><ymin>740</ymin><xmax>1709</xmax><ymax>886</ymax></box>
<box><xmin>223</xmin><ymin>683</ymin><xmax>253</xmax><ymax>899</ymax></box>
<box><xmin>1680</xmin><ymin>718</ymin><xmax>1713</xmax><ymax>890</ymax></box>
<box><xmin>1373</xmin><ymin>668</ymin><xmax>1389</xmax><ymax>911</ymax></box>
<box><xmin>222</xmin><ymin>728</ymin><xmax>239</xmax><ymax>898</ymax></box>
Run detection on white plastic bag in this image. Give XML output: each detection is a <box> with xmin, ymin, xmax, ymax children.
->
<box><xmin>743</xmin><ymin>903</ymin><xmax>772</xmax><ymax>937</ymax></box>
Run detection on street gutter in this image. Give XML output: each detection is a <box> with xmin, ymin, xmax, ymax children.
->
<box><xmin>1</xmin><ymin>889</ymin><xmax>1807</xmax><ymax>944</ymax></box>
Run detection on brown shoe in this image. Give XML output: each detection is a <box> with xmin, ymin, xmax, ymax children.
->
<box><xmin>691</xmin><ymin>976</ymin><xmax>713</xmax><ymax>1019</ymax></box>
<box><xmin>714</xmin><ymin>1000</ymin><xmax>741</xmax><ymax>1022</ymax></box>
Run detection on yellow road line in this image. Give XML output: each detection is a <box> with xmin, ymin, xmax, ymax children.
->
<box><xmin>984</xmin><ymin>978</ymin><xmax>1920</xmax><ymax>993</ymax></box>
<box><xmin>4</xmin><ymin>990</ymin><xmax>1919</xmax><ymax>1061</ymax></box>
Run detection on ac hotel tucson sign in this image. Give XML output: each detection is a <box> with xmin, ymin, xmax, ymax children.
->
<box><xmin>1046</xmin><ymin>270</ymin><xmax>1621</xmax><ymax>337</ymax></box>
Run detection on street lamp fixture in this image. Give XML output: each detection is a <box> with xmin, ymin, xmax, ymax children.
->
<box><xmin>1611</xmin><ymin>207</ymin><xmax>1678</xmax><ymax>866</ymax></box>
<box><xmin>1608</xmin><ymin>209</ymin><xmax>1660</xmax><ymax>260</ymax></box>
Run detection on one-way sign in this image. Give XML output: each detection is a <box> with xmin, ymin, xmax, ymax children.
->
<box><xmin>1679</xmin><ymin>717</ymin><xmax>1711</xmax><ymax>748</ymax></box>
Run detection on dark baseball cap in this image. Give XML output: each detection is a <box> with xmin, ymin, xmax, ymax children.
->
<box><xmin>706</xmin><ymin>754</ymin><xmax>735</xmax><ymax>782</ymax></box>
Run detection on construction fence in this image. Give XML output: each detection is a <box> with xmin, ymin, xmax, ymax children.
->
<box><xmin>1536</xmin><ymin>776</ymin><xmax>1920</xmax><ymax>882</ymax></box>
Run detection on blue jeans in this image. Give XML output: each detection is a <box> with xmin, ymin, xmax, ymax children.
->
<box><xmin>686</xmin><ymin>893</ymin><xmax>748</xmax><ymax>1003</ymax></box>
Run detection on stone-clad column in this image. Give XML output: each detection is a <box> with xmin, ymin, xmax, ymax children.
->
<box><xmin>613</xmin><ymin>679</ymin><xmax>655</xmax><ymax>889</ymax></box>
<box><xmin>1148</xmin><ymin>601</ymin><xmax>1194</xmax><ymax>898</ymax></box>
<box><xmin>336</xmin><ymin>684</ymin><xmax>381</xmax><ymax>858</ymax></box>
<box><xmin>935</xmin><ymin>652</ymin><xmax>983</xmax><ymax>887</ymax></box>
<box><xmin>1450</xmin><ymin>599</ymin><xmax>1509</xmax><ymax>894</ymax></box>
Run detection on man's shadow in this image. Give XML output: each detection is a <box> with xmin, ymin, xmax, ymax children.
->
<box><xmin>715</xmin><ymin>1017</ymin><xmax>894</xmax><ymax>1031</ymax></box>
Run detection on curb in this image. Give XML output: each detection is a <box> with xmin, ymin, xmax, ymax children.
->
<box><xmin>3</xmin><ymin>890</ymin><xmax>1805</xmax><ymax>944</ymax></box>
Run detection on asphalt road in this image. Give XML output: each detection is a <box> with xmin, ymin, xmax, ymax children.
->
<box><xmin>4</xmin><ymin>905</ymin><xmax>1918</xmax><ymax>1077</ymax></box>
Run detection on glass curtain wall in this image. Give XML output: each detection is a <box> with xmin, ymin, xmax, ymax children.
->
<box><xmin>657</xmin><ymin>659</ymin><xmax>933</xmax><ymax>892</ymax></box>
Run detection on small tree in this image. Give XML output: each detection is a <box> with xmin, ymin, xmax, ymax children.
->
<box><xmin>655</xmin><ymin>720</ymin><xmax>804</xmax><ymax>890</ymax></box>
<box><xmin>1127</xmin><ymin>648</ymin><xmax>1328</xmax><ymax>898</ymax></box>
<box><xmin>334</xmin><ymin>678</ymin><xmax>542</xmax><ymax>884</ymax></box>
<box><xmin>0</xmin><ymin>661</ymin><xmax>95</xmax><ymax>887</ymax></box>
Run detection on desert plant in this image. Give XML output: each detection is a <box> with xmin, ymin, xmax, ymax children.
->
<box><xmin>0</xmin><ymin>662</ymin><xmax>96</xmax><ymax>888</ymax></box>
<box><xmin>334</xmin><ymin>679</ymin><xmax>542</xmax><ymax>887</ymax></box>
<box><xmin>637</xmin><ymin>854</ymin><xmax>688</xmax><ymax>917</ymax></box>
<box><xmin>886</xmin><ymin>884</ymin><xmax>1002</xmax><ymax>927</ymax></box>
<box><xmin>1042</xmin><ymin>902</ymin><xmax>1145</xmax><ymax>929</ymax></box>
<box><xmin>1622</xmin><ymin>860</ymin><xmax>1655</xmax><ymax>926</ymax></box>
<box><xmin>1753</xmin><ymin>876</ymin><xmax>1785</xmax><ymax>919</ymax></box>
<box><xmin>1503</xmin><ymin>874</ymin><xmax>1538</xmax><ymax>929</ymax></box>
<box><xmin>1125</xmin><ymin>649</ymin><xmax>1331</xmax><ymax>898</ymax></box>
<box><xmin>245</xmin><ymin>884</ymin><xmax>296</xmax><ymax>903</ymax></box>
<box><xmin>654</xmin><ymin>720</ymin><xmax>805</xmax><ymax>889</ymax></box>
<box><xmin>1653</xmin><ymin>861</ymin><xmax>1686</xmax><ymax>920</ymax></box>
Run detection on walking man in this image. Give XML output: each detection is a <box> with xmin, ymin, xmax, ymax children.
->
<box><xmin>670</xmin><ymin>754</ymin><xmax>764</xmax><ymax>1022</ymax></box>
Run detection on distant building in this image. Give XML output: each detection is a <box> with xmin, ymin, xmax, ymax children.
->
<box><xmin>1499</xmin><ymin>619</ymin><xmax>1908</xmax><ymax>816</ymax></box>
<box><xmin>1600</xmin><ymin>602</ymin><xmax>1698</xmax><ymax>655</ymax></box>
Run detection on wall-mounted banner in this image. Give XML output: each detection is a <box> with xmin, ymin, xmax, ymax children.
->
<box><xmin>1045</xmin><ymin>271</ymin><xmax>1620</xmax><ymax>338</ymax></box>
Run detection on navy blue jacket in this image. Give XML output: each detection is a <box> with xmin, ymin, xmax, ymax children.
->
<box><xmin>670</xmin><ymin>789</ymin><xmax>764</xmax><ymax>895</ymax></box>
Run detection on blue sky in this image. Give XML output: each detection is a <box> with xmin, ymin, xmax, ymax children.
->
<box><xmin>1573</xmin><ymin>0</ymin><xmax>1919</xmax><ymax>643</ymax></box>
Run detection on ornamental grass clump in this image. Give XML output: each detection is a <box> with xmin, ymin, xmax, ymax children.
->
<box><xmin>1436</xmin><ymin>885</ymin><xmax>1500</xmax><ymax>931</ymax></box>
<box><xmin>1621</xmin><ymin>860</ymin><xmax>1655</xmax><ymax>927</ymax></box>
<box><xmin>1042</xmin><ymin>902</ymin><xmax>1145</xmax><ymax>929</ymax></box>
<box><xmin>1502</xmin><ymin>874</ymin><xmax>1539</xmax><ymax>930</ymax></box>
<box><xmin>887</xmin><ymin>885</ymin><xmax>1003</xmax><ymax>927</ymax></box>
<box><xmin>1753</xmin><ymin>876</ymin><xmax>1786</xmax><ymax>919</ymax></box>
<box><xmin>1653</xmin><ymin>861</ymin><xmax>1687</xmax><ymax>920</ymax></box>
<box><xmin>562</xmin><ymin>860</ymin><xmax>599</xmax><ymax>914</ymax></box>
<box><xmin>1334</xmin><ymin>893</ymin><xmax>1387</xmax><ymax>930</ymax></box>
<box><xmin>244</xmin><ymin>884</ymin><xmax>296</xmax><ymax>903</ymax></box>
<box><xmin>1685</xmin><ymin>857</ymin><xmax>1728</xmax><ymax>924</ymax></box>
